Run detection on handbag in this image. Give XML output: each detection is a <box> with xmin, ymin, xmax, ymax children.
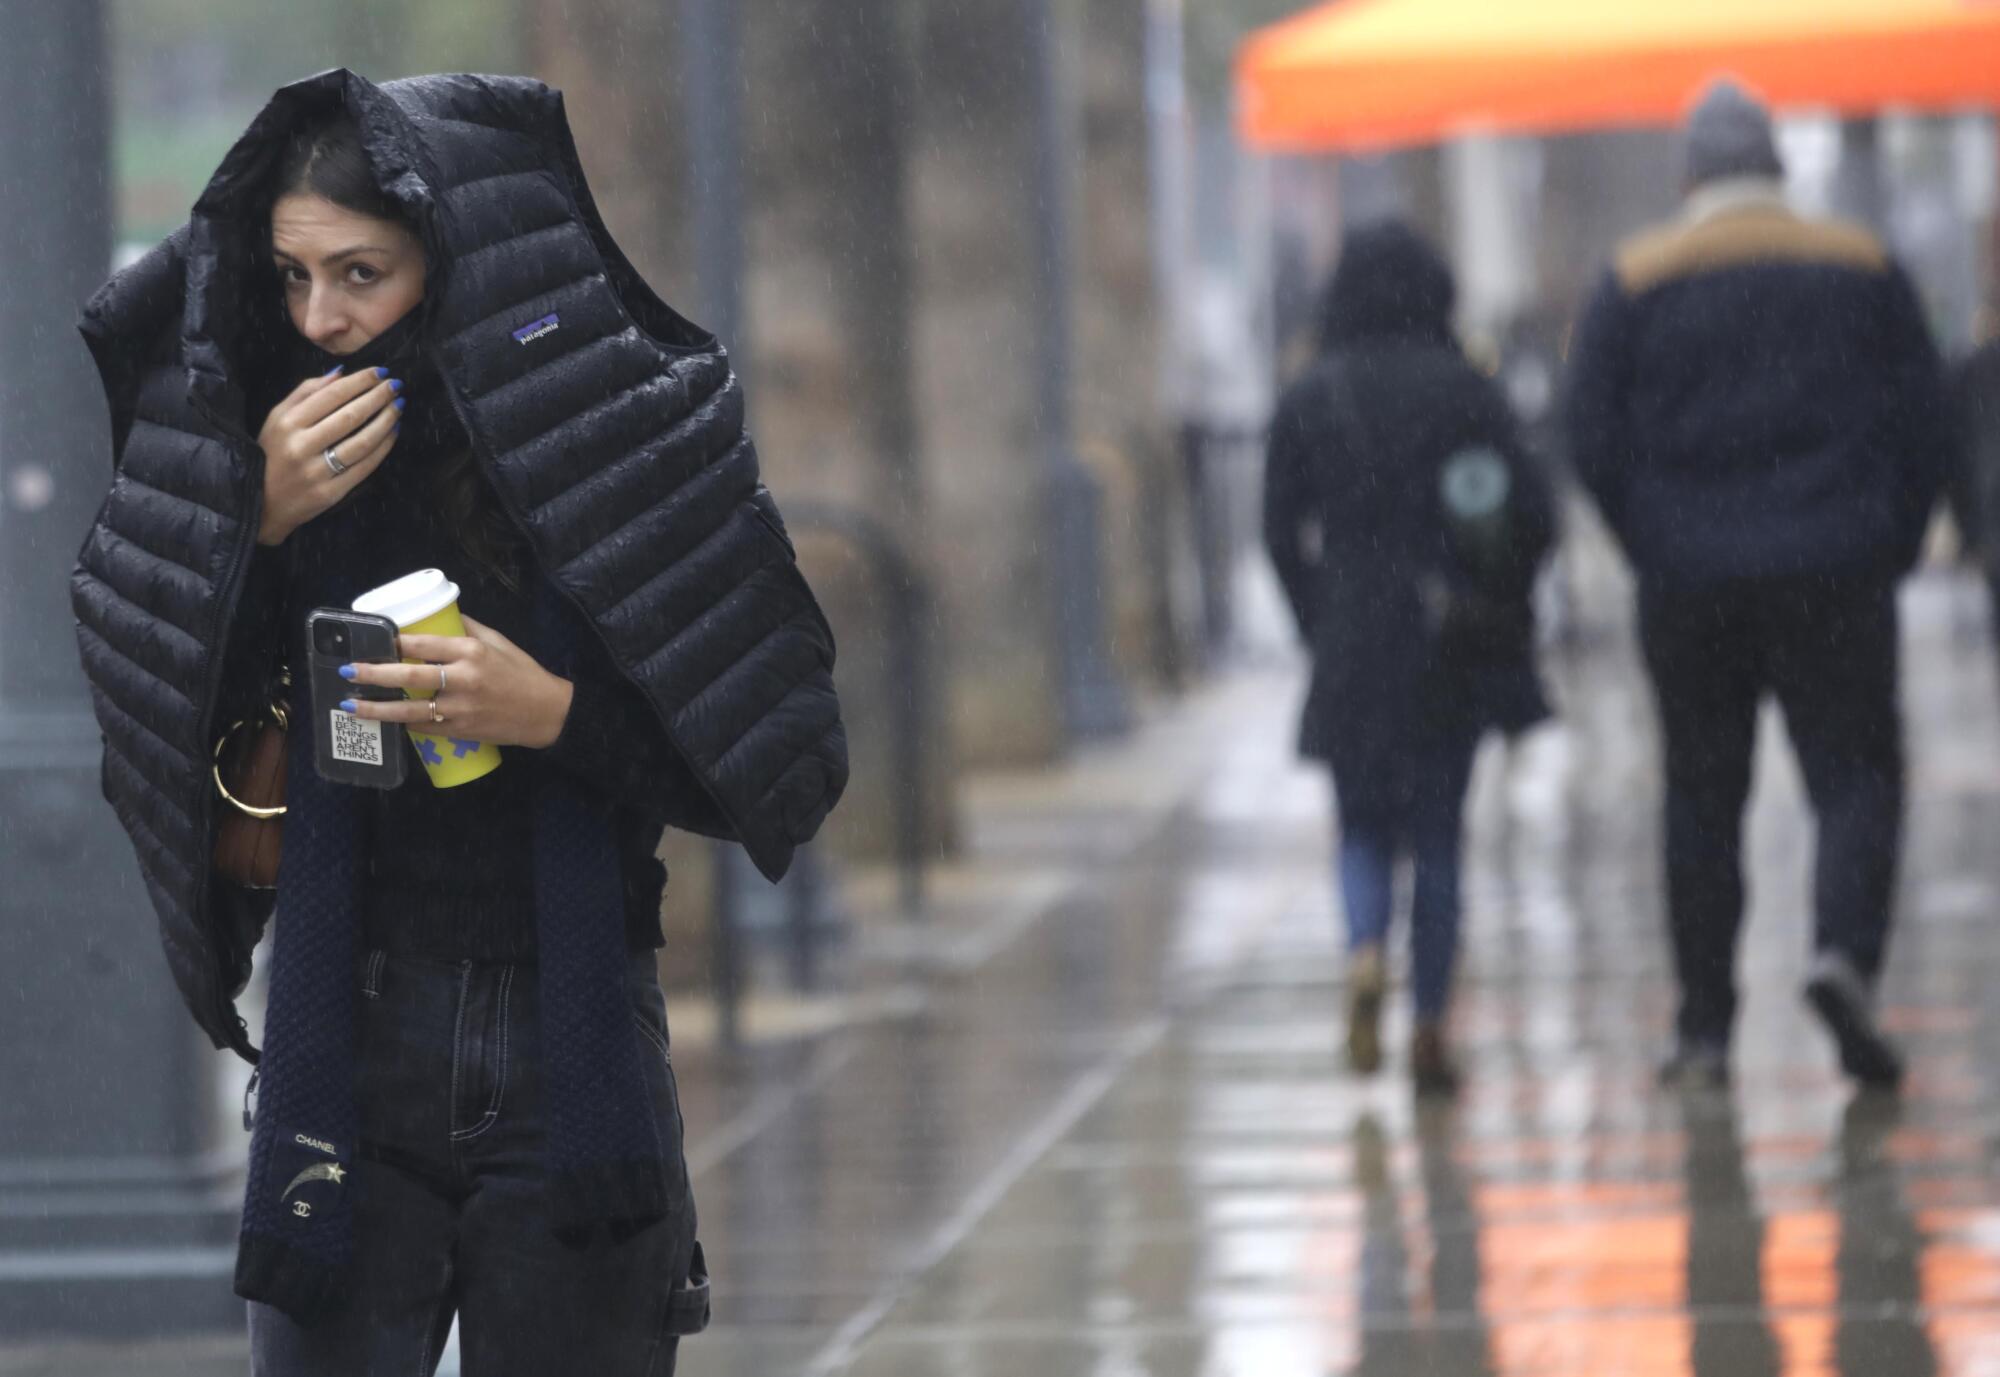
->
<box><xmin>212</xmin><ymin>665</ymin><xmax>290</xmax><ymax>891</ymax></box>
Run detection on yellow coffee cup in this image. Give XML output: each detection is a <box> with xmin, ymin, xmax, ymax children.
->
<box><xmin>352</xmin><ymin>569</ymin><xmax>503</xmax><ymax>788</ymax></box>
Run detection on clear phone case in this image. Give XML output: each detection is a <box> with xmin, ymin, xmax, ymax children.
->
<box><xmin>305</xmin><ymin>608</ymin><xmax>408</xmax><ymax>790</ymax></box>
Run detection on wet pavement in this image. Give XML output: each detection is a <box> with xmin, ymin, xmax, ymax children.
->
<box><xmin>673</xmin><ymin>573</ymin><xmax>2000</xmax><ymax>1377</ymax></box>
<box><xmin>6</xmin><ymin>575</ymin><xmax>1999</xmax><ymax>1374</ymax></box>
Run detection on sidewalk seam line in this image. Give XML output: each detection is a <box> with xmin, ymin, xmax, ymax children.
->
<box><xmin>800</xmin><ymin>1016</ymin><xmax>1169</xmax><ymax>1377</ymax></box>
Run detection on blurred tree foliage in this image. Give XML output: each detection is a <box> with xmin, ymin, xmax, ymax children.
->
<box><xmin>110</xmin><ymin>0</ymin><xmax>525</xmax><ymax>243</ymax></box>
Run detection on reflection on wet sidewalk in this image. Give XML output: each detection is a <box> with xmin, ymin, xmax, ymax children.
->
<box><xmin>673</xmin><ymin>574</ymin><xmax>2000</xmax><ymax>1377</ymax></box>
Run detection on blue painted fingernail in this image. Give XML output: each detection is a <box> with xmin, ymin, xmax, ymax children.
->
<box><xmin>374</xmin><ymin>366</ymin><xmax>389</xmax><ymax>379</ymax></box>
<box><xmin>323</xmin><ymin>365</ymin><xmax>343</xmax><ymax>377</ymax></box>
<box><xmin>389</xmin><ymin>378</ymin><xmax>404</xmax><ymax>394</ymax></box>
<box><xmin>394</xmin><ymin>397</ymin><xmax>406</xmax><ymax>412</ymax></box>
<box><xmin>338</xmin><ymin>699</ymin><xmax>358</xmax><ymax>714</ymax></box>
<box><xmin>337</xmin><ymin>664</ymin><xmax>357</xmax><ymax>680</ymax></box>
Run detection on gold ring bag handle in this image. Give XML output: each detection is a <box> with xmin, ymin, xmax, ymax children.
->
<box><xmin>213</xmin><ymin>666</ymin><xmax>291</xmax><ymax>890</ymax></box>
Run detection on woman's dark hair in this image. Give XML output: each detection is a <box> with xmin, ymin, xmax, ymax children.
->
<box><xmin>270</xmin><ymin>113</ymin><xmax>524</xmax><ymax>589</ymax></box>
<box><xmin>274</xmin><ymin>113</ymin><xmax>401</xmax><ymax>224</ymax></box>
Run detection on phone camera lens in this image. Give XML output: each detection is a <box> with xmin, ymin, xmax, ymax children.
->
<box><xmin>314</xmin><ymin>621</ymin><xmax>350</xmax><ymax>657</ymax></box>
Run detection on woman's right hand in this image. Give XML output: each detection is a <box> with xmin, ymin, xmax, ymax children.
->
<box><xmin>256</xmin><ymin>366</ymin><xmax>404</xmax><ymax>546</ymax></box>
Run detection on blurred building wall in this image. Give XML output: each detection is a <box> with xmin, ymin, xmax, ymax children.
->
<box><xmin>904</xmin><ymin>0</ymin><xmax>1069</xmax><ymax>765</ymax></box>
<box><xmin>738</xmin><ymin>2</ymin><xmax>957</xmax><ymax>857</ymax></box>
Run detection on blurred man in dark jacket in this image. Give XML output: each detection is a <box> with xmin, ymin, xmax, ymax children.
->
<box><xmin>1566</xmin><ymin>79</ymin><xmax>1953</xmax><ymax>1092</ymax></box>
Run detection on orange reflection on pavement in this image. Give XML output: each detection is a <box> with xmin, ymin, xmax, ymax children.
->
<box><xmin>1762</xmin><ymin>1210</ymin><xmax>1837</xmax><ymax>1311</ymax></box>
<box><xmin>1479</xmin><ymin>1199</ymin><xmax>1691</xmax><ymax>1375</ymax></box>
<box><xmin>1761</xmin><ymin>1209</ymin><xmax>1836</xmax><ymax>1376</ymax></box>
<box><xmin>1475</xmin><ymin>1180</ymin><xmax>1683</xmax><ymax>1220</ymax></box>
<box><xmin>1476</xmin><ymin>1197</ymin><xmax>1687</xmax><ymax>1315</ymax></box>
<box><xmin>1766</xmin><ymin>1313</ymin><xmax>1835</xmax><ymax>1376</ymax></box>
<box><xmin>1490</xmin><ymin>1314</ymin><xmax>1691</xmax><ymax>1377</ymax></box>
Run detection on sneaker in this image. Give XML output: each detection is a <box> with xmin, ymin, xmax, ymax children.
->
<box><xmin>1804</xmin><ymin>951</ymin><xmax>1904</xmax><ymax>1091</ymax></box>
<box><xmin>1657</xmin><ymin>1039</ymin><xmax>1730</xmax><ymax>1091</ymax></box>
<box><xmin>1347</xmin><ymin>945</ymin><xmax>1386</xmax><ymax>1075</ymax></box>
<box><xmin>1410</xmin><ymin>1024</ymin><xmax>1461</xmax><ymax>1098</ymax></box>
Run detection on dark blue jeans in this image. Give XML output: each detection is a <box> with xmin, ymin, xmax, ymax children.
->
<box><xmin>1335</xmin><ymin>722</ymin><xmax>1482</xmax><ymax>1022</ymax></box>
<box><xmin>248</xmin><ymin>950</ymin><xmax>708</xmax><ymax>1376</ymax></box>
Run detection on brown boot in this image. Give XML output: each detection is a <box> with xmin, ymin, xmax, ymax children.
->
<box><xmin>1411</xmin><ymin>1023</ymin><xmax>1460</xmax><ymax>1098</ymax></box>
<box><xmin>1347</xmin><ymin>945</ymin><xmax>1386</xmax><ymax>1075</ymax></box>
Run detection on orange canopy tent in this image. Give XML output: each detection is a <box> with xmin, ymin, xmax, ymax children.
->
<box><xmin>1239</xmin><ymin>0</ymin><xmax>2000</xmax><ymax>152</ymax></box>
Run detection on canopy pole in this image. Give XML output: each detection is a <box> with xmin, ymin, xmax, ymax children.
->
<box><xmin>1834</xmin><ymin>118</ymin><xmax>1888</xmax><ymax>233</ymax></box>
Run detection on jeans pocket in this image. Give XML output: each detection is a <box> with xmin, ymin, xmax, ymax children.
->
<box><xmin>643</xmin><ymin>1241</ymin><xmax>711</xmax><ymax>1376</ymax></box>
<box><xmin>664</xmin><ymin>1241</ymin><xmax>711</xmax><ymax>1337</ymax></box>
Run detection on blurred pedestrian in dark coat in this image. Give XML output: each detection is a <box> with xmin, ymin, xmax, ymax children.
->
<box><xmin>1264</xmin><ymin>221</ymin><xmax>1555</xmax><ymax>1095</ymax></box>
<box><xmin>1951</xmin><ymin>335</ymin><xmax>2000</xmax><ymax>609</ymax></box>
<box><xmin>1565</xmin><ymin>78</ymin><xmax>1953</xmax><ymax>1092</ymax></box>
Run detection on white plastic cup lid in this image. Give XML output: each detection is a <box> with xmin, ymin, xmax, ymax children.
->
<box><xmin>353</xmin><ymin>568</ymin><xmax>461</xmax><ymax>628</ymax></box>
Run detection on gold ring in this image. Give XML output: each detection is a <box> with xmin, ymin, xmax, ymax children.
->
<box><xmin>430</xmin><ymin>699</ymin><xmax>444</xmax><ymax>725</ymax></box>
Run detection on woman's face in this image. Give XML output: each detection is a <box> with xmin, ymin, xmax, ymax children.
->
<box><xmin>270</xmin><ymin>192</ymin><xmax>426</xmax><ymax>356</ymax></box>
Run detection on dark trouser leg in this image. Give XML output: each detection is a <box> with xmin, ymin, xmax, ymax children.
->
<box><xmin>454</xmin><ymin>955</ymin><xmax>706</xmax><ymax>1377</ymax></box>
<box><xmin>1640</xmin><ymin>586</ymin><xmax>1762</xmax><ymax>1048</ymax></box>
<box><xmin>1766</xmin><ymin>577</ymin><xmax>1905</xmax><ymax>982</ymax></box>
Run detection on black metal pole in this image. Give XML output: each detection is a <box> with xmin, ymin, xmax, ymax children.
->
<box><xmin>0</xmin><ymin>0</ymin><xmax>241</xmax><ymax>1336</ymax></box>
<box><xmin>681</xmin><ymin>0</ymin><xmax>747</xmax><ymax>362</ymax></box>
<box><xmin>1026</xmin><ymin>0</ymin><xmax>1131</xmax><ymax>742</ymax></box>
<box><xmin>682</xmin><ymin>0</ymin><xmax>749</xmax><ymax>1048</ymax></box>
<box><xmin>894</xmin><ymin>570</ymin><xmax>929</xmax><ymax>917</ymax></box>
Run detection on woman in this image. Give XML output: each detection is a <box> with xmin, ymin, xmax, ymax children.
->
<box><xmin>1262</xmin><ymin>222</ymin><xmax>1553</xmax><ymax>1095</ymax></box>
<box><xmin>72</xmin><ymin>71</ymin><xmax>846</xmax><ymax>1373</ymax></box>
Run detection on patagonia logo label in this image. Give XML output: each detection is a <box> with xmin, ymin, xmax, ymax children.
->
<box><xmin>511</xmin><ymin>312</ymin><xmax>560</xmax><ymax>344</ymax></box>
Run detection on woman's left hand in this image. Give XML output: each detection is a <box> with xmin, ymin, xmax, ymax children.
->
<box><xmin>338</xmin><ymin>615</ymin><xmax>574</xmax><ymax>749</ymax></box>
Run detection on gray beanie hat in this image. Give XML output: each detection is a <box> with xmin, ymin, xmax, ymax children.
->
<box><xmin>1685</xmin><ymin>78</ymin><xmax>1784</xmax><ymax>185</ymax></box>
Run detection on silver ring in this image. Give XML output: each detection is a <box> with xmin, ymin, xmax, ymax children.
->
<box><xmin>322</xmin><ymin>445</ymin><xmax>347</xmax><ymax>477</ymax></box>
<box><xmin>436</xmin><ymin>665</ymin><xmax>447</xmax><ymax>695</ymax></box>
<box><xmin>430</xmin><ymin>698</ymin><xmax>444</xmax><ymax>725</ymax></box>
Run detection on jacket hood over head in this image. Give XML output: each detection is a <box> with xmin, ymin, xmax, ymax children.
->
<box><xmin>73</xmin><ymin>70</ymin><xmax>846</xmax><ymax>1058</ymax></box>
<box><xmin>1317</xmin><ymin>219</ymin><xmax>1457</xmax><ymax>352</ymax></box>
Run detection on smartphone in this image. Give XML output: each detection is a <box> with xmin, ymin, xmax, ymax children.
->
<box><xmin>306</xmin><ymin>608</ymin><xmax>408</xmax><ymax>789</ymax></box>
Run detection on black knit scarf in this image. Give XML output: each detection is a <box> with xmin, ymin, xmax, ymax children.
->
<box><xmin>233</xmin><ymin>320</ymin><xmax>673</xmax><ymax>1325</ymax></box>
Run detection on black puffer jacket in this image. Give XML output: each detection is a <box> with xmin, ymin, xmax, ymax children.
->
<box><xmin>70</xmin><ymin>70</ymin><xmax>847</xmax><ymax>1060</ymax></box>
